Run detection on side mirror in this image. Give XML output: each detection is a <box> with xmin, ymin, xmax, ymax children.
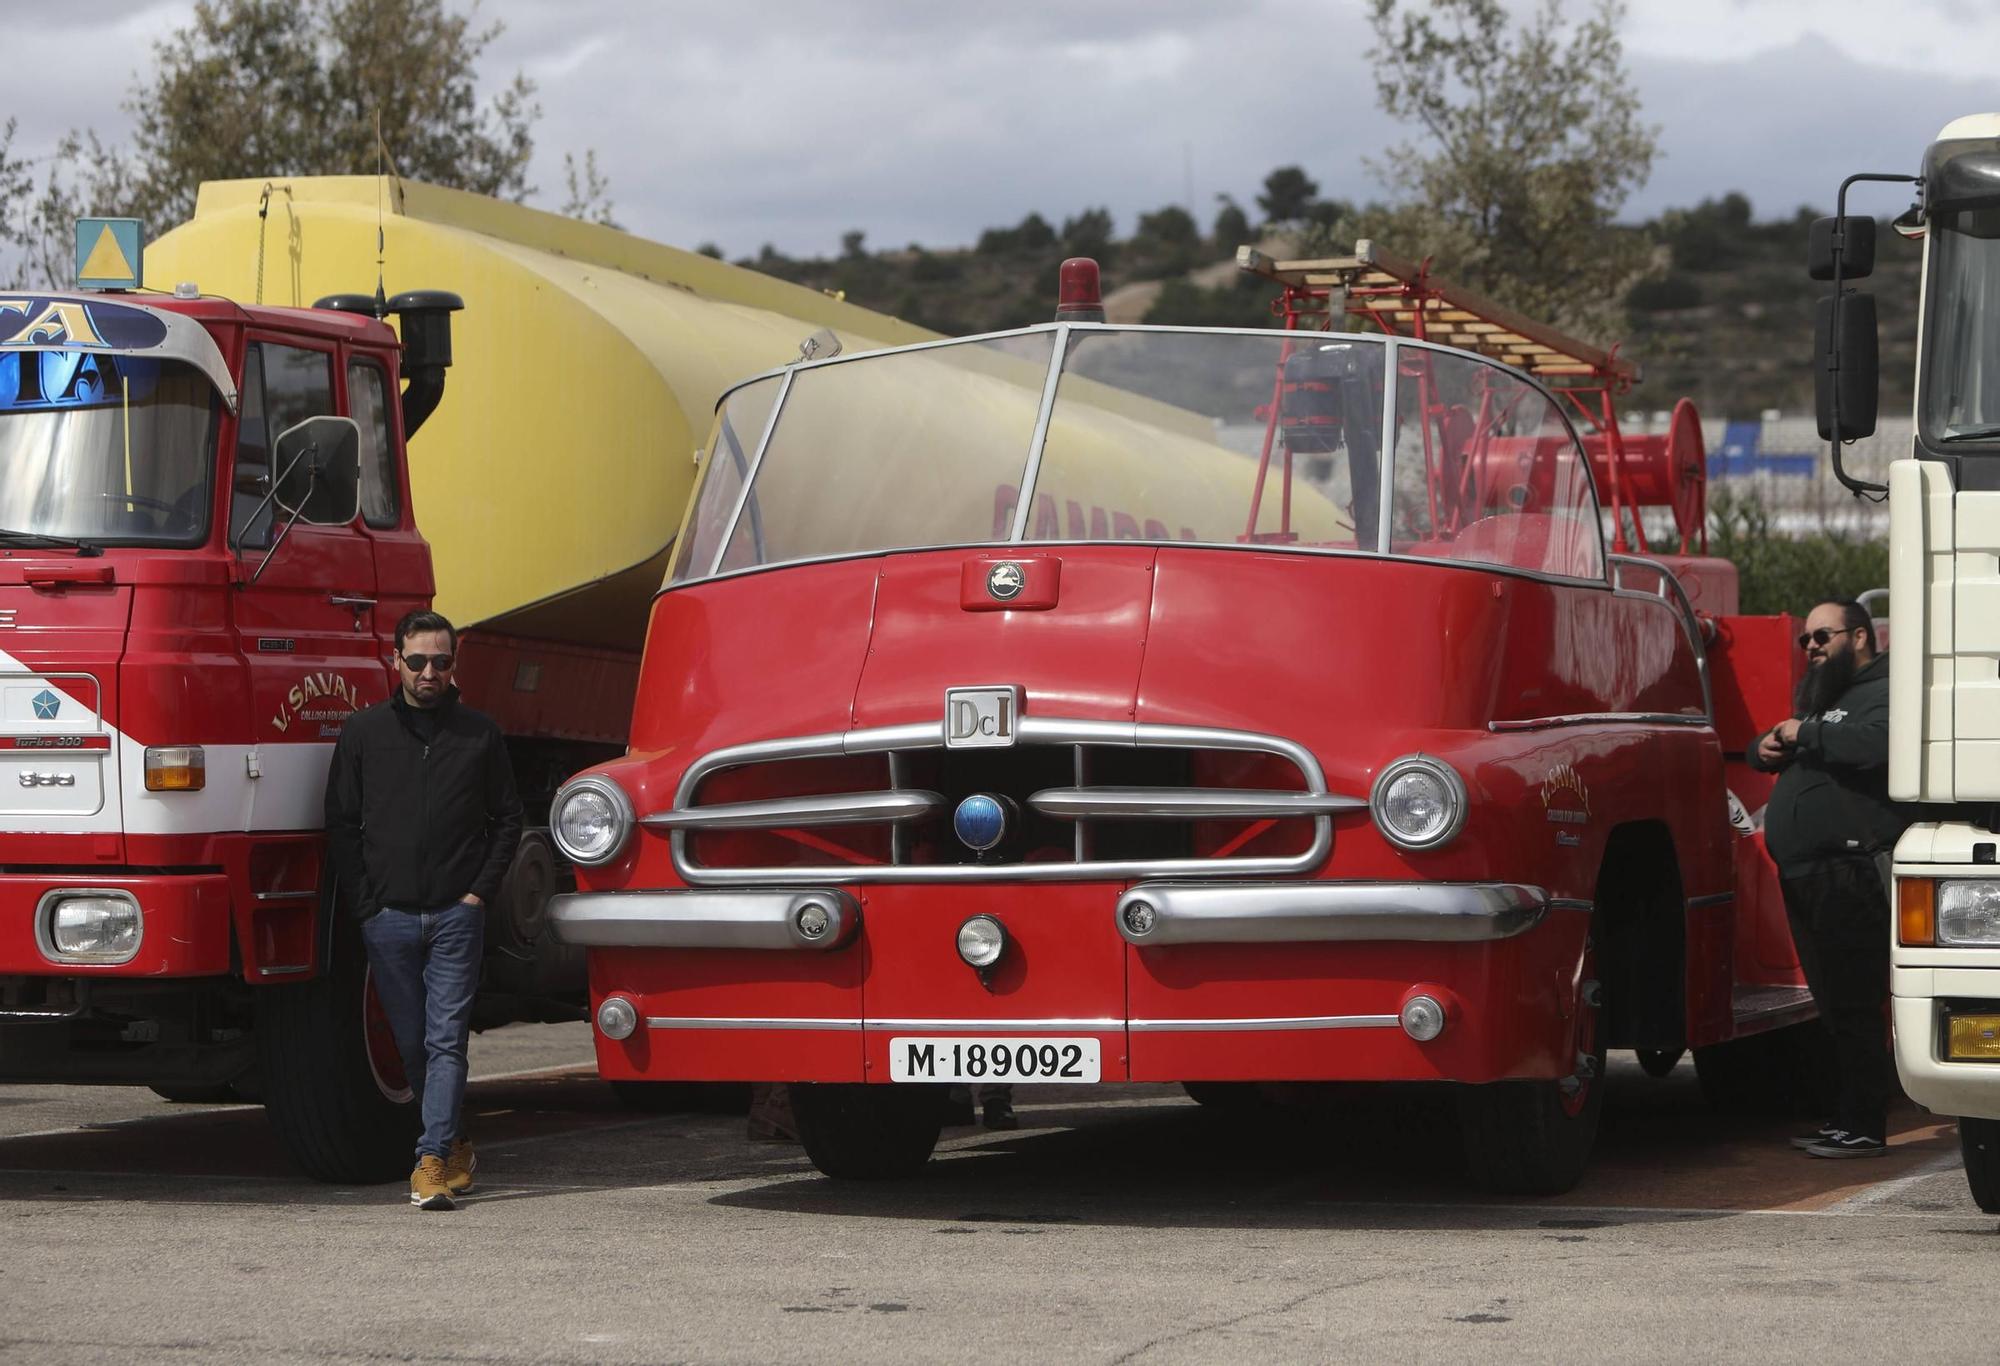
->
<box><xmin>1808</xmin><ymin>215</ymin><xmax>1876</xmax><ymax>281</ymax></box>
<box><xmin>1814</xmin><ymin>292</ymin><xmax>1879</xmax><ymax>440</ymax></box>
<box><xmin>272</xmin><ymin>416</ymin><xmax>361</xmax><ymax>527</ymax></box>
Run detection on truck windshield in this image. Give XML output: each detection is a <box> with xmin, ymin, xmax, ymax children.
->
<box><xmin>1922</xmin><ymin>211</ymin><xmax>2000</xmax><ymax>448</ymax></box>
<box><xmin>0</xmin><ymin>351</ymin><xmax>217</xmax><ymax>545</ymax></box>
<box><xmin>675</xmin><ymin>325</ymin><xmax>1604</xmax><ymax>584</ymax></box>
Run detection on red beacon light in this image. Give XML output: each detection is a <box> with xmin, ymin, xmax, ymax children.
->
<box><xmin>1055</xmin><ymin>257</ymin><xmax>1106</xmax><ymax>323</ymax></box>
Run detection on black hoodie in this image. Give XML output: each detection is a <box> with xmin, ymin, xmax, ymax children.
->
<box><xmin>324</xmin><ymin>685</ymin><xmax>524</xmax><ymax>921</ymax></box>
<box><xmin>1747</xmin><ymin>652</ymin><xmax>1908</xmax><ymax>875</ymax></box>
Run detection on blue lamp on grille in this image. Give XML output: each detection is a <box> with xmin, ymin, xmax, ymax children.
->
<box><xmin>953</xmin><ymin>793</ymin><xmax>1010</xmax><ymax>852</ymax></box>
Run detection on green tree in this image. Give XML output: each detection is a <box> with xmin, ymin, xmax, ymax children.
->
<box><xmin>1059</xmin><ymin>207</ymin><xmax>1115</xmax><ymax>260</ymax></box>
<box><xmin>1257</xmin><ymin>166</ymin><xmax>1320</xmax><ymax>226</ymax></box>
<box><xmin>1211</xmin><ymin>196</ymin><xmax>1252</xmax><ymax>251</ymax></box>
<box><xmin>0</xmin><ymin>120</ymin><xmax>33</xmax><ymax>277</ymax></box>
<box><xmin>560</xmin><ymin>149</ymin><xmax>620</xmax><ymax>229</ymax></box>
<box><xmin>18</xmin><ymin>0</ymin><xmax>601</xmax><ymax>285</ymax></box>
<box><xmin>1360</xmin><ymin>0</ymin><xmax>1659</xmax><ymax>341</ymax></box>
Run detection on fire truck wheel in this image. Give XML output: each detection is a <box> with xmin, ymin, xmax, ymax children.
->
<box><xmin>1456</xmin><ymin>930</ymin><xmax>1607</xmax><ymax>1195</ymax></box>
<box><xmin>791</xmin><ymin>1083</ymin><xmax>945</xmax><ymax>1179</ymax></box>
<box><xmin>1959</xmin><ymin>1116</ymin><xmax>2000</xmax><ymax>1214</ymax></box>
<box><xmin>1636</xmin><ymin>1048</ymin><xmax>1685</xmax><ymax>1078</ymax></box>
<box><xmin>258</xmin><ymin>943</ymin><xmax>421</xmax><ymax>1184</ymax></box>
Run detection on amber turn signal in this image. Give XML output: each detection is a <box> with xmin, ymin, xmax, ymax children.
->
<box><xmin>143</xmin><ymin>745</ymin><xmax>206</xmax><ymax>792</ymax></box>
<box><xmin>1897</xmin><ymin>876</ymin><xmax>1935</xmax><ymax>946</ymax></box>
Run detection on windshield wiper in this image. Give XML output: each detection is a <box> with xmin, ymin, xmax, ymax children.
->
<box><xmin>0</xmin><ymin>528</ymin><xmax>103</xmax><ymax>556</ymax></box>
<box><xmin>1941</xmin><ymin>425</ymin><xmax>2000</xmax><ymax>443</ymax></box>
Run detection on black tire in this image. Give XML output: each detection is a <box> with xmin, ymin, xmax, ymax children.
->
<box><xmin>1457</xmin><ymin>924</ymin><xmax>1606</xmax><ymax>1196</ymax></box>
<box><xmin>1960</xmin><ymin>1116</ymin><xmax>2000</xmax><ymax>1214</ymax></box>
<box><xmin>258</xmin><ymin>940</ymin><xmax>420</xmax><ymax>1184</ymax></box>
<box><xmin>609</xmin><ymin>1080</ymin><xmax>751</xmax><ymax>1114</ymax></box>
<box><xmin>1636</xmin><ymin>1048</ymin><xmax>1684</xmax><ymax>1079</ymax></box>
<box><xmin>149</xmin><ymin>1083</ymin><xmax>240</xmax><ymax>1104</ymax></box>
<box><xmin>791</xmin><ymin>1083</ymin><xmax>944</xmax><ymax>1180</ymax></box>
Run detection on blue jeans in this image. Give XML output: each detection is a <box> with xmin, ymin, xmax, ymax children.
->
<box><xmin>360</xmin><ymin>900</ymin><xmax>484</xmax><ymax>1162</ymax></box>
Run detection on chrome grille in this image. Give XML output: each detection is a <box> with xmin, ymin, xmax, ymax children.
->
<box><xmin>652</xmin><ymin>717</ymin><xmax>1359</xmax><ymax>884</ymax></box>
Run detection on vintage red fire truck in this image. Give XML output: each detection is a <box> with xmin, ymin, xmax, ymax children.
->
<box><xmin>550</xmin><ymin>245</ymin><xmax>1825</xmax><ymax>1193</ymax></box>
<box><xmin>0</xmin><ymin>186</ymin><xmax>926</xmax><ymax>1182</ymax></box>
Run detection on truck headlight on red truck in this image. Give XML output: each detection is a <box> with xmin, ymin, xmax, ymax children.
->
<box><xmin>143</xmin><ymin>745</ymin><xmax>205</xmax><ymax>792</ymax></box>
<box><xmin>1368</xmin><ymin>754</ymin><xmax>1467</xmax><ymax>851</ymax></box>
<box><xmin>36</xmin><ymin>890</ymin><xmax>142</xmax><ymax>964</ymax></box>
<box><xmin>549</xmin><ymin>775</ymin><xmax>634</xmax><ymax>867</ymax></box>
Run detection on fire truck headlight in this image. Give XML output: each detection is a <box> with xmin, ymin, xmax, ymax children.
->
<box><xmin>1370</xmin><ymin>755</ymin><xmax>1467</xmax><ymax>851</ymax></box>
<box><xmin>1938</xmin><ymin>881</ymin><xmax>2000</xmax><ymax>945</ymax></box>
<box><xmin>40</xmin><ymin>892</ymin><xmax>143</xmax><ymax>963</ymax></box>
<box><xmin>550</xmin><ymin>776</ymin><xmax>634</xmax><ymax>866</ymax></box>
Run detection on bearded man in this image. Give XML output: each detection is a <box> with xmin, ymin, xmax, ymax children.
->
<box><xmin>1747</xmin><ymin>598</ymin><xmax>1908</xmax><ymax>1159</ymax></box>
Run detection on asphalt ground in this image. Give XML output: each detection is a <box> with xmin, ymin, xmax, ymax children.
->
<box><xmin>1</xmin><ymin>1022</ymin><xmax>1993</xmax><ymax>1364</ymax></box>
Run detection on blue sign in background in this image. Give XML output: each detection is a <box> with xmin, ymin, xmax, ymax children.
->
<box><xmin>73</xmin><ymin>218</ymin><xmax>144</xmax><ymax>290</ymax></box>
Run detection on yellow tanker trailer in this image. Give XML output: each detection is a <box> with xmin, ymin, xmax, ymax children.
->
<box><xmin>141</xmin><ymin>178</ymin><xmax>932</xmax><ymax>1116</ymax></box>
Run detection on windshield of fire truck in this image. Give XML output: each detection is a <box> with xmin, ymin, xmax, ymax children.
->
<box><xmin>675</xmin><ymin>326</ymin><xmax>1603</xmax><ymax>583</ymax></box>
<box><xmin>0</xmin><ymin>351</ymin><xmax>216</xmax><ymax>546</ymax></box>
<box><xmin>1922</xmin><ymin>208</ymin><xmax>2000</xmax><ymax>448</ymax></box>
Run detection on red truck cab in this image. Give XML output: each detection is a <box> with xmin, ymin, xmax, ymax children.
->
<box><xmin>548</xmin><ymin>251</ymin><xmax>1820</xmax><ymax>1193</ymax></box>
<box><xmin>0</xmin><ymin>288</ymin><xmax>453</xmax><ymax>1172</ymax></box>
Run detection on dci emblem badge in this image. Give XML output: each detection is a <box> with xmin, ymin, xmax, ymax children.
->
<box><xmin>986</xmin><ymin>561</ymin><xmax>1025</xmax><ymax>601</ymax></box>
<box><xmin>945</xmin><ymin>685</ymin><xmax>1022</xmax><ymax>749</ymax></box>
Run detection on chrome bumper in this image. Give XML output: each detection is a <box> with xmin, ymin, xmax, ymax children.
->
<box><xmin>1114</xmin><ymin>881</ymin><xmax>1560</xmax><ymax>946</ymax></box>
<box><xmin>547</xmin><ymin>888</ymin><xmax>859</xmax><ymax>951</ymax></box>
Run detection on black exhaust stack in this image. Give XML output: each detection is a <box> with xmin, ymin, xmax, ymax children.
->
<box><xmin>313</xmin><ymin>289</ymin><xmax>464</xmax><ymax>438</ymax></box>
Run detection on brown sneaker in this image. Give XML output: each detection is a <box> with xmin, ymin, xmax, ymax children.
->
<box><xmin>443</xmin><ymin>1139</ymin><xmax>476</xmax><ymax>1195</ymax></box>
<box><xmin>409</xmin><ymin>1154</ymin><xmax>454</xmax><ymax>1210</ymax></box>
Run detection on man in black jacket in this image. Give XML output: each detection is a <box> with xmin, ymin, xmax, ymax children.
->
<box><xmin>325</xmin><ymin>610</ymin><xmax>523</xmax><ymax>1208</ymax></box>
<box><xmin>1748</xmin><ymin>597</ymin><xmax>1905</xmax><ymax>1159</ymax></box>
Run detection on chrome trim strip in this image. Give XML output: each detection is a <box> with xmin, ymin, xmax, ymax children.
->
<box><xmin>1609</xmin><ymin>553</ymin><xmax>1715</xmax><ymax>722</ymax></box>
<box><xmin>1028</xmin><ymin>787</ymin><xmax>1365</xmax><ymax>819</ymax></box>
<box><xmin>1545</xmin><ymin>898</ymin><xmax>1596</xmax><ymax>913</ymax></box>
<box><xmin>1686</xmin><ymin>892</ymin><xmax>1737</xmax><ymax>909</ymax></box>
<box><xmin>1377</xmin><ymin>338</ymin><xmax>1397</xmax><ymax>554</ymax></box>
<box><xmin>647</xmin><ymin>1016</ymin><xmax>861</xmax><ymax>1031</ymax></box>
<box><xmin>1115</xmin><ymin>881</ymin><xmax>1550</xmax><ymax>947</ymax></box>
<box><xmin>548</xmin><ymin>889</ymin><xmax>859</xmax><ymax>951</ymax></box>
<box><xmin>1007</xmin><ymin>325</ymin><xmax>1071</xmax><ymax>541</ymax></box>
<box><xmin>643</xmin><ymin>790</ymin><xmax>947</xmax><ymax>831</ymax></box>
<box><xmin>866</xmin><ymin>1018</ymin><xmax>1123</xmax><ymax>1033</ymax></box>
<box><xmin>668</xmin><ymin>717</ymin><xmax>1336</xmax><ymax>885</ymax></box>
<box><xmin>251</xmin><ymin>889</ymin><xmax>317</xmax><ymax>902</ymax></box>
<box><xmin>254</xmin><ymin>962</ymin><xmax>312</xmax><ymax>975</ymax></box>
<box><xmin>1128</xmin><ymin>1014</ymin><xmax>1399</xmax><ymax>1033</ymax></box>
<box><xmin>1487</xmin><ymin>712</ymin><xmax>1711</xmax><ymax>733</ymax></box>
<box><xmin>708</xmin><ymin>364</ymin><xmax>797</xmax><ymax>576</ymax></box>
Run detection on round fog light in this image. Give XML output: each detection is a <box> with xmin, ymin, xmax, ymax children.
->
<box><xmin>1399</xmin><ymin>993</ymin><xmax>1446</xmax><ymax>1042</ymax></box>
<box><xmin>956</xmin><ymin>915</ymin><xmax>1007</xmax><ymax>969</ymax></box>
<box><xmin>596</xmin><ymin>995</ymin><xmax>639</xmax><ymax>1041</ymax></box>
<box><xmin>1122</xmin><ymin>899</ymin><xmax>1157</xmax><ymax>937</ymax></box>
<box><xmin>795</xmin><ymin>900</ymin><xmax>832</xmax><ymax>940</ymax></box>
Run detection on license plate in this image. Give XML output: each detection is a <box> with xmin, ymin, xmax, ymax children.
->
<box><xmin>888</xmin><ymin>1036</ymin><xmax>1100</xmax><ymax>1083</ymax></box>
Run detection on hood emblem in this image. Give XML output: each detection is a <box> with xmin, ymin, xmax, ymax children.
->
<box><xmin>986</xmin><ymin>561</ymin><xmax>1025</xmax><ymax>601</ymax></box>
<box><xmin>31</xmin><ymin>689</ymin><xmax>61</xmax><ymax>720</ymax></box>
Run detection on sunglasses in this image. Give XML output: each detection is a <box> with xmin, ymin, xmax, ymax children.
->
<box><xmin>400</xmin><ymin>652</ymin><xmax>456</xmax><ymax>674</ymax></box>
<box><xmin>1796</xmin><ymin>627</ymin><xmax>1852</xmax><ymax>651</ymax></box>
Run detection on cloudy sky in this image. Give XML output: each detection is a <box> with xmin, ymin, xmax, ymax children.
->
<box><xmin>4</xmin><ymin>0</ymin><xmax>1995</xmax><ymax>259</ymax></box>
